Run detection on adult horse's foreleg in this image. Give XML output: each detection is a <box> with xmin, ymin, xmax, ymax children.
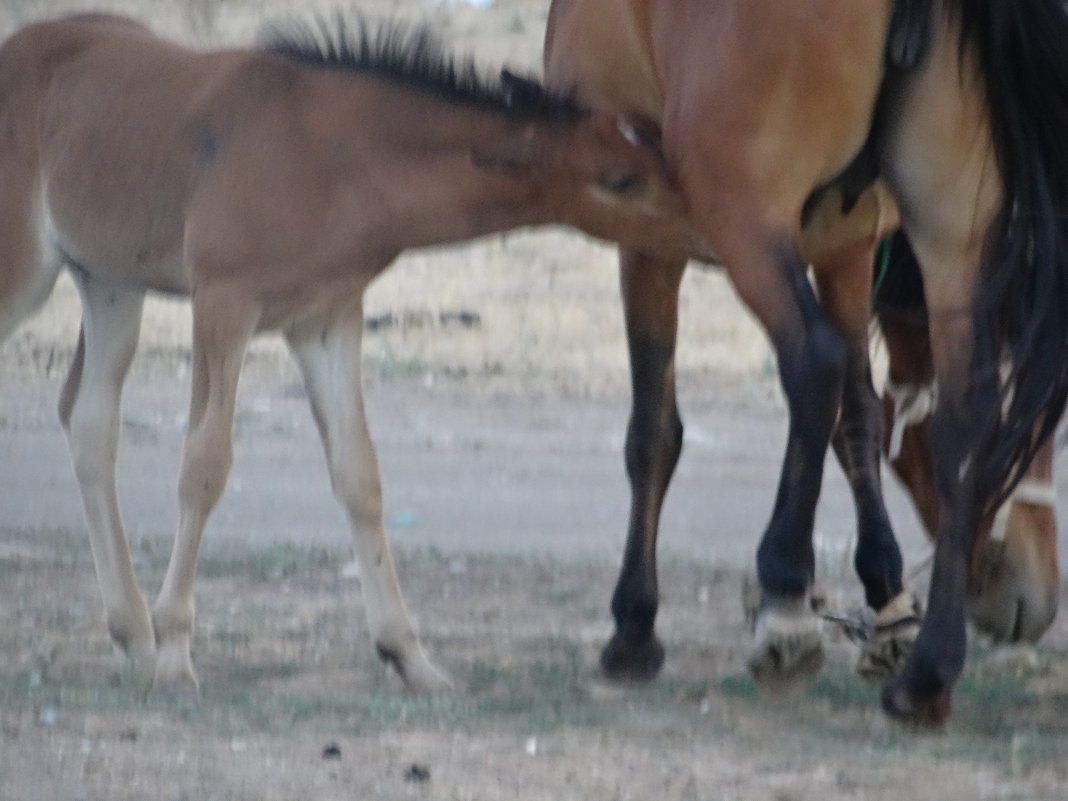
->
<box><xmin>877</xmin><ymin>246</ymin><xmax>1059</xmax><ymax>646</ymax></box>
<box><xmin>601</xmin><ymin>251</ymin><xmax>686</xmax><ymax>682</ymax></box>
<box><xmin>880</xmin><ymin>265</ymin><xmax>993</xmax><ymax>724</ymax></box>
<box><xmin>286</xmin><ymin>305</ymin><xmax>451</xmax><ymax>693</ymax></box>
<box><xmin>60</xmin><ymin>276</ymin><xmax>155</xmax><ymax>684</ymax></box>
<box><xmin>811</xmin><ymin>245</ymin><xmax>919</xmax><ymax>683</ymax></box>
<box><xmin>151</xmin><ymin>286</ymin><xmax>259</xmax><ymax>694</ymax></box>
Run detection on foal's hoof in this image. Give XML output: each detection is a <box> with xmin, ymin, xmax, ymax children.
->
<box><xmin>600</xmin><ymin>633</ymin><xmax>666</xmax><ymax>683</ymax></box>
<box><xmin>121</xmin><ymin>643</ymin><xmax>159</xmax><ymax>697</ymax></box>
<box><xmin>150</xmin><ymin>642</ymin><xmax>201</xmax><ymax>702</ymax></box>
<box><xmin>378</xmin><ymin>644</ymin><xmax>453</xmax><ymax>694</ymax></box>
<box><xmin>856</xmin><ymin>592</ymin><xmax>923</xmax><ymax>684</ymax></box>
<box><xmin>747</xmin><ymin>600</ymin><xmax>824</xmax><ymax>700</ymax></box>
<box><xmin>881</xmin><ymin>677</ymin><xmax>952</xmax><ymax>729</ymax></box>
<box><xmin>150</xmin><ymin>668</ymin><xmax>201</xmax><ymax>704</ymax></box>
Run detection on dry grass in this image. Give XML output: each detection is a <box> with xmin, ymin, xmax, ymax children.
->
<box><xmin>3</xmin><ymin>526</ymin><xmax>1068</xmax><ymax>801</ymax></box>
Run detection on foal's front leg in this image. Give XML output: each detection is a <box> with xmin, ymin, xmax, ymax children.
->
<box><xmin>286</xmin><ymin>305</ymin><xmax>450</xmax><ymax>693</ymax></box>
<box><xmin>151</xmin><ymin>287</ymin><xmax>260</xmax><ymax>694</ymax></box>
<box><xmin>600</xmin><ymin>250</ymin><xmax>687</xmax><ymax>682</ymax></box>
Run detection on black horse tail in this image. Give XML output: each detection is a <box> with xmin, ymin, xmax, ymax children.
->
<box><xmin>951</xmin><ymin>0</ymin><xmax>1068</xmax><ymax>516</ymax></box>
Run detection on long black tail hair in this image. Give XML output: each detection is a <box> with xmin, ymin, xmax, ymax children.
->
<box><xmin>948</xmin><ymin>0</ymin><xmax>1068</xmax><ymax>516</ymax></box>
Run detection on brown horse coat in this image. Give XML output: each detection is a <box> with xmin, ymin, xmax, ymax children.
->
<box><xmin>0</xmin><ymin>12</ymin><xmax>693</xmax><ymax>693</ymax></box>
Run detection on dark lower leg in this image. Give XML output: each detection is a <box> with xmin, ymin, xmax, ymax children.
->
<box><xmin>602</xmin><ymin>252</ymin><xmax>686</xmax><ymax>681</ymax></box>
<box><xmin>756</xmin><ymin>298</ymin><xmax>846</xmax><ymax>602</ymax></box>
<box><xmin>834</xmin><ymin>351</ymin><xmax>904</xmax><ymax>611</ymax></box>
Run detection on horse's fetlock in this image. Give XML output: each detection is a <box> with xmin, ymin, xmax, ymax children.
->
<box><xmin>105</xmin><ymin>608</ymin><xmax>154</xmax><ymax>655</ymax></box>
<box><xmin>152</xmin><ymin>603</ymin><xmax>195</xmax><ymax>643</ymax></box>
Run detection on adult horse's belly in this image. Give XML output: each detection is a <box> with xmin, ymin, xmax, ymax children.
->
<box><xmin>544</xmin><ymin>0</ymin><xmax>664</xmax><ymax>121</ymax></box>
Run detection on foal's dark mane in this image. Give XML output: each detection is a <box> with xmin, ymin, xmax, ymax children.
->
<box><xmin>263</xmin><ymin>14</ymin><xmax>584</xmax><ymax>122</ymax></box>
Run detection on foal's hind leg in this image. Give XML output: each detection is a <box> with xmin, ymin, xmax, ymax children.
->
<box><xmin>0</xmin><ymin>152</ymin><xmax>61</xmax><ymax>343</ymax></box>
<box><xmin>0</xmin><ymin>259</ymin><xmax>62</xmax><ymax>344</ymax></box>
<box><xmin>286</xmin><ymin>305</ymin><xmax>450</xmax><ymax>693</ymax></box>
<box><xmin>600</xmin><ymin>251</ymin><xmax>686</xmax><ymax>682</ymax></box>
<box><xmin>812</xmin><ymin>245</ymin><xmax>919</xmax><ymax>683</ymax></box>
<box><xmin>60</xmin><ymin>276</ymin><xmax>155</xmax><ymax>682</ymax></box>
<box><xmin>151</xmin><ymin>287</ymin><xmax>259</xmax><ymax>694</ymax></box>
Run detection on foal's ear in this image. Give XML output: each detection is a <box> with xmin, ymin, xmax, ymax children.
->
<box><xmin>471</xmin><ymin>134</ymin><xmax>544</xmax><ymax>173</ymax></box>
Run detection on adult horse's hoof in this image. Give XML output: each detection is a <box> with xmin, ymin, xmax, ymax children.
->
<box><xmin>600</xmin><ymin>632</ymin><xmax>665</xmax><ymax>682</ymax></box>
<box><xmin>881</xmin><ymin>677</ymin><xmax>952</xmax><ymax>729</ymax></box>
<box><xmin>856</xmin><ymin>591</ymin><xmax>923</xmax><ymax>683</ymax></box>
<box><xmin>747</xmin><ymin>599</ymin><xmax>824</xmax><ymax>699</ymax></box>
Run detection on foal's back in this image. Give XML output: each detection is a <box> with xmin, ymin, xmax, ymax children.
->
<box><xmin>0</xmin><ymin>15</ymin><xmax>331</xmax><ymax>298</ymax></box>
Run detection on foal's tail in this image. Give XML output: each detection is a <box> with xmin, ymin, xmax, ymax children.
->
<box><xmin>953</xmin><ymin>0</ymin><xmax>1068</xmax><ymax>514</ymax></box>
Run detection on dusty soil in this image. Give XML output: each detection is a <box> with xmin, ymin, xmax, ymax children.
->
<box><xmin>4</xmin><ymin>1</ymin><xmax>1068</xmax><ymax>800</ymax></box>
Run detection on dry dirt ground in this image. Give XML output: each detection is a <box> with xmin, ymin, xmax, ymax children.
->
<box><xmin>4</xmin><ymin>1</ymin><xmax>1068</xmax><ymax>800</ymax></box>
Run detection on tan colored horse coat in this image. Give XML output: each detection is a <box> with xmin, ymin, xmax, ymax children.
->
<box><xmin>0</xmin><ymin>13</ymin><xmax>693</xmax><ymax>693</ymax></box>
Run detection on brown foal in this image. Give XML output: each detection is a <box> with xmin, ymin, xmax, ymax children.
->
<box><xmin>0</xmin><ymin>13</ymin><xmax>695</xmax><ymax>694</ymax></box>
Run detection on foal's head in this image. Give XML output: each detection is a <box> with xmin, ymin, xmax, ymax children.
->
<box><xmin>470</xmin><ymin>70</ymin><xmax>694</xmax><ymax>254</ymax></box>
<box><xmin>265</xmin><ymin>15</ymin><xmax>695</xmax><ymax>255</ymax></box>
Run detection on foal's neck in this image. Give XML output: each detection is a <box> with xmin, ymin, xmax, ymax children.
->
<box><xmin>363</xmin><ymin>98</ymin><xmax>570</xmax><ymax>248</ymax></box>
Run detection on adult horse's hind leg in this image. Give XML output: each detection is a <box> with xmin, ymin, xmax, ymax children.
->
<box><xmin>882</xmin><ymin>286</ymin><xmax>984</xmax><ymax>724</ymax></box>
<box><xmin>60</xmin><ymin>275</ymin><xmax>155</xmax><ymax>683</ymax></box>
<box><xmin>600</xmin><ymin>251</ymin><xmax>686</xmax><ymax>682</ymax></box>
<box><xmin>707</xmin><ymin>214</ymin><xmax>846</xmax><ymax>697</ymax></box>
<box><xmin>151</xmin><ymin>286</ymin><xmax>260</xmax><ymax>694</ymax></box>
<box><xmin>285</xmin><ymin>304</ymin><xmax>450</xmax><ymax>693</ymax></box>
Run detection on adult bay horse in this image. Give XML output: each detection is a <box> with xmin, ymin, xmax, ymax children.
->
<box><xmin>546</xmin><ymin>0</ymin><xmax>1068</xmax><ymax>724</ymax></box>
<box><xmin>0</xmin><ymin>13</ymin><xmax>698</xmax><ymax>694</ymax></box>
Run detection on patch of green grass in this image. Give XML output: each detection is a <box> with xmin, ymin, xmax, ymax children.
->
<box><xmin>717</xmin><ymin>671</ymin><xmax>759</xmax><ymax>701</ymax></box>
<box><xmin>197</xmin><ymin>542</ymin><xmax>341</xmax><ymax>581</ymax></box>
<box><xmin>806</xmin><ymin>667</ymin><xmax>880</xmax><ymax>711</ymax></box>
<box><xmin>363</xmin><ymin>354</ymin><xmax>430</xmax><ymax>381</ymax></box>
